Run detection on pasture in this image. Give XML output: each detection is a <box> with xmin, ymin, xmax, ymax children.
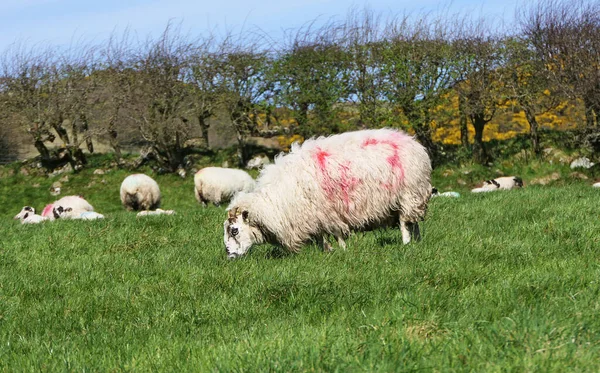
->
<box><xmin>1</xmin><ymin>166</ymin><xmax>599</xmax><ymax>371</ymax></box>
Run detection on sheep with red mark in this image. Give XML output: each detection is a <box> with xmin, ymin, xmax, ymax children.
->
<box><xmin>120</xmin><ymin>174</ymin><xmax>161</xmax><ymax>211</ymax></box>
<box><xmin>194</xmin><ymin>167</ymin><xmax>255</xmax><ymax>207</ymax></box>
<box><xmin>224</xmin><ymin>128</ymin><xmax>432</xmax><ymax>259</ymax></box>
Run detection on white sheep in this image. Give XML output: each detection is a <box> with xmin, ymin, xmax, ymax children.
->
<box><xmin>120</xmin><ymin>174</ymin><xmax>161</xmax><ymax>211</ymax></box>
<box><xmin>52</xmin><ymin>206</ymin><xmax>104</xmax><ymax>220</ymax></box>
<box><xmin>224</xmin><ymin>128</ymin><xmax>432</xmax><ymax>259</ymax></box>
<box><xmin>137</xmin><ymin>208</ymin><xmax>176</xmax><ymax>217</ymax></box>
<box><xmin>14</xmin><ymin>206</ymin><xmax>48</xmax><ymax>224</ymax></box>
<box><xmin>39</xmin><ymin>195</ymin><xmax>95</xmax><ymax>220</ymax></box>
<box><xmin>471</xmin><ymin>176</ymin><xmax>523</xmax><ymax>193</ymax></box>
<box><xmin>194</xmin><ymin>167</ymin><xmax>255</xmax><ymax>207</ymax></box>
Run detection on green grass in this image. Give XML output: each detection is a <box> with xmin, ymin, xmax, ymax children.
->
<box><xmin>1</xmin><ymin>165</ymin><xmax>600</xmax><ymax>371</ymax></box>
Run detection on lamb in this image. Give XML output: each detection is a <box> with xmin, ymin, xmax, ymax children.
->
<box><xmin>471</xmin><ymin>176</ymin><xmax>523</xmax><ymax>193</ymax></box>
<box><xmin>137</xmin><ymin>208</ymin><xmax>176</xmax><ymax>217</ymax></box>
<box><xmin>14</xmin><ymin>206</ymin><xmax>48</xmax><ymax>224</ymax></box>
<box><xmin>194</xmin><ymin>167</ymin><xmax>255</xmax><ymax>207</ymax></box>
<box><xmin>224</xmin><ymin>128</ymin><xmax>432</xmax><ymax>259</ymax></box>
<box><xmin>120</xmin><ymin>174</ymin><xmax>161</xmax><ymax>211</ymax></box>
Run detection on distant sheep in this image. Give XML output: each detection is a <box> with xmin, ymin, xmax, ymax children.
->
<box><xmin>52</xmin><ymin>206</ymin><xmax>104</xmax><ymax>220</ymax></box>
<box><xmin>224</xmin><ymin>128</ymin><xmax>432</xmax><ymax>259</ymax></box>
<box><xmin>137</xmin><ymin>208</ymin><xmax>176</xmax><ymax>217</ymax></box>
<box><xmin>471</xmin><ymin>176</ymin><xmax>523</xmax><ymax>193</ymax></box>
<box><xmin>431</xmin><ymin>187</ymin><xmax>460</xmax><ymax>198</ymax></box>
<box><xmin>41</xmin><ymin>195</ymin><xmax>95</xmax><ymax>220</ymax></box>
<box><xmin>194</xmin><ymin>167</ymin><xmax>255</xmax><ymax>207</ymax></box>
<box><xmin>14</xmin><ymin>206</ymin><xmax>48</xmax><ymax>224</ymax></box>
<box><xmin>120</xmin><ymin>174</ymin><xmax>161</xmax><ymax>211</ymax></box>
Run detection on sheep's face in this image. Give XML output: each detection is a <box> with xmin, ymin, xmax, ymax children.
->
<box><xmin>14</xmin><ymin>206</ymin><xmax>35</xmax><ymax>220</ymax></box>
<box><xmin>223</xmin><ymin>208</ymin><xmax>263</xmax><ymax>259</ymax></box>
<box><xmin>52</xmin><ymin>206</ymin><xmax>73</xmax><ymax>219</ymax></box>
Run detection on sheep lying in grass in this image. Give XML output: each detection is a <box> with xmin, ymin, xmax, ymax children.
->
<box><xmin>28</xmin><ymin>195</ymin><xmax>95</xmax><ymax>221</ymax></box>
<box><xmin>224</xmin><ymin>128</ymin><xmax>432</xmax><ymax>259</ymax></box>
<box><xmin>52</xmin><ymin>206</ymin><xmax>104</xmax><ymax>220</ymax></box>
<box><xmin>471</xmin><ymin>176</ymin><xmax>523</xmax><ymax>193</ymax></box>
<box><xmin>120</xmin><ymin>174</ymin><xmax>161</xmax><ymax>211</ymax></box>
<box><xmin>431</xmin><ymin>187</ymin><xmax>461</xmax><ymax>198</ymax></box>
<box><xmin>14</xmin><ymin>206</ymin><xmax>48</xmax><ymax>224</ymax></box>
<box><xmin>194</xmin><ymin>167</ymin><xmax>255</xmax><ymax>207</ymax></box>
<box><xmin>137</xmin><ymin>208</ymin><xmax>176</xmax><ymax>217</ymax></box>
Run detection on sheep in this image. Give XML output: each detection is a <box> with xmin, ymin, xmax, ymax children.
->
<box><xmin>471</xmin><ymin>176</ymin><xmax>523</xmax><ymax>193</ymax></box>
<box><xmin>40</xmin><ymin>195</ymin><xmax>95</xmax><ymax>220</ymax></box>
<box><xmin>194</xmin><ymin>167</ymin><xmax>255</xmax><ymax>207</ymax></box>
<box><xmin>120</xmin><ymin>174</ymin><xmax>161</xmax><ymax>211</ymax></box>
<box><xmin>52</xmin><ymin>206</ymin><xmax>104</xmax><ymax>220</ymax></box>
<box><xmin>137</xmin><ymin>208</ymin><xmax>176</xmax><ymax>217</ymax></box>
<box><xmin>431</xmin><ymin>187</ymin><xmax>460</xmax><ymax>198</ymax></box>
<box><xmin>14</xmin><ymin>206</ymin><xmax>48</xmax><ymax>224</ymax></box>
<box><xmin>223</xmin><ymin>128</ymin><xmax>432</xmax><ymax>259</ymax></box>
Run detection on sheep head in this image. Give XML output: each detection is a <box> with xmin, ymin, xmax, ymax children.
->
<box><xmin>14</xmin><ymin>206</ymin><xmax>35</xmax><ymax>220</ymax></box>
<box><xmin>223</xmin><ymin>206</ymin><xmax>264</xmax><ymax>259</ymax></box>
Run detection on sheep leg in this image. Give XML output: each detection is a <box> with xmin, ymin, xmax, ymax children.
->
<box><xmin>317</xmin><ymin>235</ymin><xmax>334</xmax><ymax>252</ymax></box>
<box><xmin>337</xmin><ymin>236</ymin><xmax>347</xmax><ymax>250</ymax></box>
<box><xmin>400</xmin><ymin>220</ymin><xmax>411</xmax><ymax>245</ymax></box>
<box><xmin>408</xmin><ymin>222</ymin><xmax>421</xmax><ymax>242</ymax></box>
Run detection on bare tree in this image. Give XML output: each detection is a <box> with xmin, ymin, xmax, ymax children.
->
<box><xmin>126</xmin><ymin>23</ymin><xmax>203</xmax><ymax>172</ymax></box>
<box><xmin>453</xmin><ymin>19</ymin><xmax>505</xmax><ymax>164</ymax></box>
<box><xmin>520</xmin><ymin>0</ymin><xmax>600</xmax><ymax>128</ymax></box>
<box><xmin>378</xmin><ymin>12</ymin><xmax>459</xmax><ymax>160</ymax></box>
<box><xmin>502</xmin><ymin>36</ymin><xmax>562</xmax><ymax>154</ymax></box>
<box><xmin>0</xmin><ymin>42</ymin><xmax>98</xmax><ymax>170</ymax></box>
<box><xmin>218</xmin><ymin>34</ymin><xmax>274</xmax><ymax>166</ymax></box>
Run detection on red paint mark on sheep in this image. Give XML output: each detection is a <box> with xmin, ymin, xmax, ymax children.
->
<box><xmin>362</xmin><ymin>136</ymin><xmax>406</xmax><ymax>191</ymax></box>
<box><xmin>41</xmin><ymin>204</ymin><xmax>54</xmax><ymax>217</ymax></box>
<box><xmin>339</xmin><ymin>161</ymin><xmax>361</xmax><ymax>209</ymax></box>
<box><xmin>315</xmin><ymin>148</ymin><xmax>331</xmax><ymax>171</ymax></box>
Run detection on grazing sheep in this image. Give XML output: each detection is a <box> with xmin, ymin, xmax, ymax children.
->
<box><xmin>471</xmin><ymin>176</ymin><xmax>523</xmax><ymax>193</ymax></box>
<box><xmin>14</xmin><ymin>206</ymin><xmax>48</xmax><ymax>224</ymax></box>
<box><xmin>120</xmin><ymin>174</ymin><xmax>161</xmax><ymax>211</ymax></box>
<box><xmin>593</xmin><ymin>182</ymin><xmax>600</xmax><ymax>188</ymax></box>
<box><xmin>224</xmin><ymin>128</ymin><xmax>432</xmax><ymax>259</ymax></box>
<box><xmin>194</xmin><ymin>167</ymin><xmax>255</xmax><ymax>207</ymax></box>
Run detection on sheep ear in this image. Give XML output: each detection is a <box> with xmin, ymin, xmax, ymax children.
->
<box><xmin>65</xmin><ymin>207</ymin><xmax>73</xmax><ymax>212</ymax></box>
<box><xmin>242</xmin><ymin>210</ymin><xmax>249</xmax><ymax>221</ymax></box>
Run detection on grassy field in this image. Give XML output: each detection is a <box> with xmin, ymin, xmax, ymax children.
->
<box><xmin>1</xmin><ymin>163</ymin><xmax>600</xmax><ymax>371</ymax></box>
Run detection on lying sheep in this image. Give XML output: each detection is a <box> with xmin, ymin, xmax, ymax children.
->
<box><xmin>224</xmin><ymin>128</ymin><xmax>432</xmax><ymax>259</ymax></box>
<box><xmin>120</xmin><ymin>174</ymin><xmax>161</xmax><ymax>211</ymax></box>
<box><xmin>137</xmin><ymin>208</ymin><xmax>176</xmax><ymax>217</ymax></box>
<box><xmin>431</xmin><ymin>187</ymin><xmax>460</xmax><ymax>198</ymax></box>
<box><xmin>471</xmin><ymin>176</ymin><xmax>523</xmax><ymax>193</ymax></box>
<box><xmin>14</xmin><ymin>206</ymin><xmax>48</xmax><ymax>224</ymax></box>
<box><xmin>194</xmin><ymin>167</ymin><xmax>255</xmax><ymax>207</ymax></box>
<box><xmin>40</xmin><ymin>195</ymin><xmax>95</xmax><ymax>220</ymax></box>
<box><xmin>52</xmin><ymin>206</ymin><xmax>104</xmax><ymax>220</ymax></box>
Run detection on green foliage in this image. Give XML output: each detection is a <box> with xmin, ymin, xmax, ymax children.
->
<box><xmin>1</xmin><ymin>158</ymin><xmax>600</xmax><ymax>370</ymax></box>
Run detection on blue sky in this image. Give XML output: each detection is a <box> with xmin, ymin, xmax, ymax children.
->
<box><xmin>0</xmin><ymin>0</ymin><xmax>521</xmax><ymax>51</ymax></box>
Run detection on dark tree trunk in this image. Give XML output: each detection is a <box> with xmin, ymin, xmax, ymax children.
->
<box><xmin>198</xmin><ymin>115</ymin><xmax>210</xmax><ymax>149</ymax></box>
<box><xmin>523</xmin><ymin>106</ymin><xmax>541</xmax><ymax>155</ymax></box>
<box><xmin>583</xmin><ymin>96</ymin><xmax>597</xmax><ymax>128</ymax></box>
<box><xmin>470</xmin><ymin>113</ymin><xmax>489</xmax><ymax>164</ymax></box>
<box><xmin>459</xmin><ymin>95</ymin><xmax>469</xmax><ymax>149</ymax></box>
